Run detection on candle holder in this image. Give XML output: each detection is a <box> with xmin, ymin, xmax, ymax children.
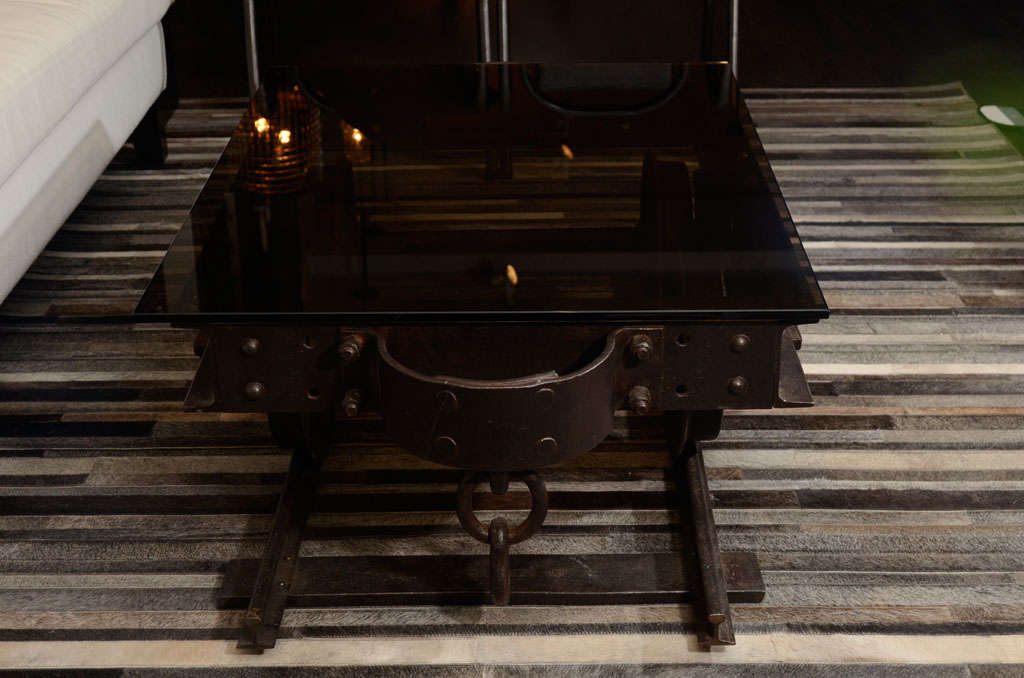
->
<box><xmin>240</xmin><ymin>85</ymin><xmax>321</xmax><ymax>194</ymax></box>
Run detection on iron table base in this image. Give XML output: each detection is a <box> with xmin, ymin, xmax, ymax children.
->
<box><xmin>229</xmin><ymin>411</ymin><xmax>760</xmax><ymax>651</ymax></box>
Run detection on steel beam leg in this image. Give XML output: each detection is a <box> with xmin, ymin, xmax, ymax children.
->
<box><xmin>667</xmin><ymin>412</ymin><xmax>736</xmax><ymax>647</ymax></box>
<box><xmin>238</xmin><ymin>413</ymin><xmax>331</xmax><ymax>651</ymax></box>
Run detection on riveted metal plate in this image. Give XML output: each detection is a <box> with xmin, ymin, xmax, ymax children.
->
<box><xmin>661</xmin><ymin>324</ymin><xmax>785</xmax><ymax>410</ymax></box>
<box><xmin>201</xmin><ymin>326</ymin><xmax>341</xmax><ymax>412</ymax></box>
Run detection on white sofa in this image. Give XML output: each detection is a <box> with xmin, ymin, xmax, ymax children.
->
<box><xmin>0</xmin><ymin>0</ymin><xmax>173</xmax><ymax>303</ymax></box>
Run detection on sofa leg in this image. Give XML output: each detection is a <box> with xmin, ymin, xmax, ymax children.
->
<box><xmin>130</xmin><ymin>106</ymin><xmax>167</xmax><ymax>168</ymax></box>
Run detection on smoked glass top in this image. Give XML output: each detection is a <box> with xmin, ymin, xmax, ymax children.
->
<box><xmin>136</xmin><ymin>63</ymin><xmax>828</xmax><ymax>324</ymax></box>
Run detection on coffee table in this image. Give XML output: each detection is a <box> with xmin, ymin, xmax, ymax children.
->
<box><xmin>136</xmin><ymin>62</ymin><xmax>828</xmax><ymax>651</ymax></box>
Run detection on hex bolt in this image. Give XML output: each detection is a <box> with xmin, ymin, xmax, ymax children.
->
<box><xmin>728</xmin><ymin>376</ymin><xmax>749</xmax><ymax>395</ymax></box>
<box><xmin>338</xmin><ymin>334</ymin><xmax>366</xmax><ymax>364</ymax></box>
<box><xmin>628</xmin><ymin>385</ymin><xmax>653</xmax><ymax>414</ymax></box>
<box><xmin>244</xmin><ymin>381</ymin><xmax>266</xmax><ymax>400</ymax></box>
<box><xmin>630</xmin><ymin>334</ymin><xmax>655</xmax><ymax>361</ymax></box>
<box><xmin>241</xmin><ymin>337</ymin><xmax>261</xmax><ymax>356</ymax></box>
<box><xmin>342</xmin><ymin>388</ymin><xmax>362</xmax><ymax>417</ymax></box>
<box><xmin>730</xmin><ymin>334</ymin><xmax>751</xmax><ymax>353</ymax></box>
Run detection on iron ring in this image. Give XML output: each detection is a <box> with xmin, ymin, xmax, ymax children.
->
<box><xmin>456</xmin><ymin>471</ymin><xmax>548</xmax><ymax>545</ymax></box>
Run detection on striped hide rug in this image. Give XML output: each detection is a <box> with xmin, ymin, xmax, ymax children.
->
<box><xmin>0</xmin><ymin>82</ymin><xmax>1023</xmax><ymax>675</ymax></box>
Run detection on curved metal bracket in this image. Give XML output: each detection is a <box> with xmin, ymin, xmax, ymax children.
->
<box><xmin>377</xmin><ymin>329</ymin><xmax>644</xmax><ymax>470</ymax></box>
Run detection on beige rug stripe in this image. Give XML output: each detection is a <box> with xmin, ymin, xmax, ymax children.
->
<box><xmin>1</xmin><ymin>634</ymin><xmax>1024</xmax><ymax>668</ymax></box>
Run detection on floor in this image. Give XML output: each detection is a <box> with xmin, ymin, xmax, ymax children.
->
<box><xmin>0</xmin><ymin>84</ymin><xmax>1023</xmax><ymax>674</ymax></box>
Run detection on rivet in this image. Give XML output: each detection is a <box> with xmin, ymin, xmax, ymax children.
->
<box><xmin>436</xmin><ymin>390</ymin><xmax>459</xmax><ymax>413</ymax></box>
<box><xmin>730</xmin><ymin>334</ymin><xmax>751</xmax><ymax>353</ymax></box>
<box><xmin>628</xmin><ymin>385</ymin><xmax>653</xmax><ymax>415</ymax></box>
<box><xmin>535</xmin><ymin>387</ymin><xmax>555</xmax><ymax>409</ymax></box>
<box><xmin>630</xmin><ymin>334</ymin><xmax>655</xmax><ymax>361</ymax></box>
<box><xmin>244</xmin><ymin>381</ymin><xmax>266</xmax><ymax>400</ymax></box>
<box><xmin>241</xmin><ymin>337</ymin><xmax>261</xmax><ymax>356</ymax></box>
<box><xmin>433</xmin><ymin>435</ymin><xmax>458</xmax><ymax>457</ymax></box>
<box><xmin>728</xmin><ymin>376</ymin><xmax>749</xmax><ymax>395</ymax></box>
<box><xmin>535</xmin><ymin>436</ymin><xmax>559</xmax><ymax>455</ymax></box>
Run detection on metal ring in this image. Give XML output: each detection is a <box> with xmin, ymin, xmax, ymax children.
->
<box><xmin>456</xmin><ymin>471</ymin><xmax>548</xmax><ymax>545</ymax></box>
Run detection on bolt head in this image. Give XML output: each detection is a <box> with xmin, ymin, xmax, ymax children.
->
<box><xmin>628</xmin><ymin>385</ymin><xmax>653</xmax><ymax>415</ymax></box>
<box><xmin>728</xmin><ymin>376</ymin><xmax>749</xmax><ymax>396</ymax></box>
<box><xmin>730</xmin><ymin>334</ymin><xmax>751</xmax><ymax>353</ymax></box>
<box><xmin>339</xmin><ymin>335</ymin><xmax>364</xmax><ymax>364</ymax></box>
<box><xmin>244</xmin><ymin>381</ymin><xmax>266</xmax><ymax>400</ymax></box>
<box><xmin>342</xmin><ymin>388</ymin><xmax>362</xmax><ymax>417</ymax></box>
<box><xmin>241</xmin><ymin>337</ymin><xmax>261</xmax><ymax>356</ymax></box>
<box><xmin>630</xmin><ymin>334</ymin><xmax>655</xmax><ymax>361</ymax></box>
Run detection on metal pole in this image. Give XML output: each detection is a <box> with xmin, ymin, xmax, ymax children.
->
<box><xmin>478</xmin><ymin>0</ymin><xmax>493</xmax><ymax>62</ymax></box>
<box><xmin>497</xmin><ymin>0</ymin><xmax>509</xmax><ymax>61</ymax></box>
<box><xmin>243</xmin><ymin>0</ymin><xmax>260</xmax><ymax>95</ymax></box>
<box><xmin>730</xmin><ymin>0</ymin><xmax>739</xmax><ymax>79</ymax></box>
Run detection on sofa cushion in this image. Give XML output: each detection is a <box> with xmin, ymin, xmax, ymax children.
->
<box><xmin>0</xmin><ymin>0</ymin><xmax>172</xmax><ymax>188</ymax></box>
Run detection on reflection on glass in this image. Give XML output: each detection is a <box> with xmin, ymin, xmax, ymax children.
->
<box><xmin>240</xmin><ymin>86</ymin><xmax>321</xmax><ymax>194</ymax></box>
<box><xmin>341</xmin><ymin>120</ymin><xmax>370</xmax><ymax>164</ymax></box>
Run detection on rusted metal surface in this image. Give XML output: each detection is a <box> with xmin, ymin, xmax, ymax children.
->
<box><xmin>181</xmin><ymin>322</ymin><xmax>812</xmax><ymax>647</ymax></box>
<box><xmin>238</xmin><ymin>412</ymin><xmax>332</xmax><ymax>652</ymax></box>
<box><xmin>186</xmin><ymin>323</ymin><xmax>797</xmax><ymax>417</ymax></box>
<box><xmin>191</xmin><ymin>326</ymin><xmax>341</xmax><ymax>413</ymax></box>
<box><xmin>667</xmin><ymin>411</ymin><xmax>735</xmax><ymax>647</ymax></box>
<box><xmin>379</xmin><ymin>329</ymin><xmax>632</xmax><ymax>471</ymax></box>
<box><xmin>220</xmin><ymin>551</ymin><xmax>766</xmax><ymax>607</ymax></box>
<box><xmin>775</xmin><ymin>332</ymin><xmax>814</xmax><ymax>408</ymax></box>
<box><xmin>457</xmin><ymin>471</ymin><xmax>549</xmax><ymax>604</ymax></box>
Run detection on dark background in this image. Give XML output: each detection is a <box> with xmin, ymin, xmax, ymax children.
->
<box><xmin>163</xmin><ymin>0</ymin><xmax>1024</xmax><ymax>107</ymax></box>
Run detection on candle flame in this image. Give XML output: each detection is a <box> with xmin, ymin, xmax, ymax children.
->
<box><xmin>506</xmin><ymin>264</ymin><xmax>518</xmax><ymax>286</ymax></box>
<box><xmin>278</xmin><ymin>129</ymin><xmax>292</xmax><ymax>144</ymax></box>
<box><xmin>254</xmin><ymin>117</ymin><xmax>269</xmax><ymax>134</ymax></box>
<box><xmin>352</xmin><ymin>128</ymin><xmax>364</xmax><ymax>143</ymax></box>
<box><xmin>560</xmin><ymin>144</ymin><xmax>574</xmax><ymax>160</ymax></box>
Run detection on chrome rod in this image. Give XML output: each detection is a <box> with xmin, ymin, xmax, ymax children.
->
<box><xmin>243</xmin><ymin>0</ymin><xmax>260</xmax><ymax>95</ymax></box>
<box><xmin>497</xmin><ymin>0</ymin><xmax>509</xmax><ymax>61</ymax></box>
<box><xmin>478</xmin><ymin>0</ymin><xmax>493</xmax><ymax>62</ymax></box>
<box><xmin>730</xmin><ymin>0</ymin><xmax>740</xmax><ymax>78</ymax></box>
